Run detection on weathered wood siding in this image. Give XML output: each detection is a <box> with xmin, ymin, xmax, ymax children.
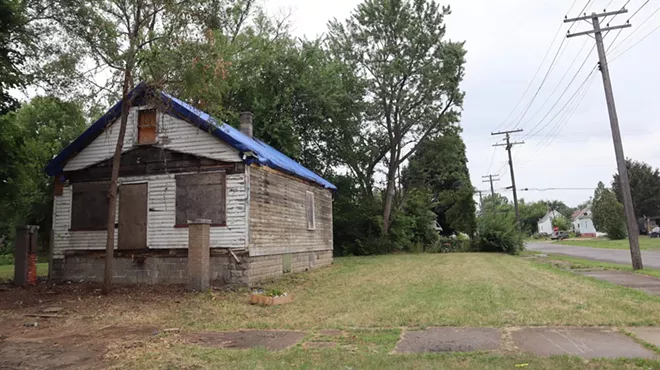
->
<box><xmin>248</xmin><ymin>166</ymin><xmax>333</xmax><ymax>256</ymax></box>
<box><xmin>52</xmin><ymin>172</ymin><xmax>247</xmax><ymax>259</ymax></box>
<box><xmin>64</xmin><ymin>107</ymin><xmax>240</xmax><ymax>171</ymax></box>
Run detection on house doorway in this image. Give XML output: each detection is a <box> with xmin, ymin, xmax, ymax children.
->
<box><xmin>118</xmin><ymin>183</ymin><xmax>148</xmax><ymax>250</ymax></box>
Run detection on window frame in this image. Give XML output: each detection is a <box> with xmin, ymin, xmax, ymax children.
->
<box><xmin>306</xmin><ymin>190</ymin><xmax>316</xmax><ymax>230</ymax></box>
<box><xmin>69</xmin><ymin>181</ymin><xmax>111</xmax><ymax>231</ymax></box>
<box><xmin>136</xmin><ymin>107</ymin><xmax>159</xmax><ymax>145</ymax></box>
<box><xmin>174</xmin><ymin>172</ymin><xmax>227</xmax><ymax>228</ymax></box>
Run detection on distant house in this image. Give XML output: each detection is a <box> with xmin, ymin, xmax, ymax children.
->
<box><xmin>44</xmin><ymin>82</ymin><xmax>335</xmax><ymax>286</ymax></box>
<box><xmin>537</xmin><ymin>210</ymin><xmax>565</xmax><ymax>234</ymax></box>
<box><xmin>571</xmin><ymin>206</ymin><xmax>597</xmax><ymax>237</ymax></box>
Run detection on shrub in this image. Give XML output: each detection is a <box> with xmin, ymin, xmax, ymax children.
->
<box><xmin>0</xmin><ymin>254</ymin><xmax>14</xmax><ymax>266</ymax></box>
<box><xmin>427</xmin><ymin>236</ymin><xmax>471</xmax><ymax>253</ymax></box>
<box><xmin>474</xmin><ymin>213</ymin><xmax>523</xmax><ymax>255</ymax></box>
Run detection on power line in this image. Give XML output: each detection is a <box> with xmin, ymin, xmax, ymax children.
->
<box><xmin>608</xmin><ymin>3</ymin><xmax>660</xmax><ymax>54</ymax></box>
<box><xmin>523</xmin><ymin>68</ymin><xmax>598</xmax><ymax>157</ymax></box>
<box><xmin>492</xmin><ymin>0</ymin><xmax>585</xmax><ymax>133</ymax></box>
<box><xmin>628</xmin><ymin>0</ymin><xmax>650</xmax><ymax>21</ymax></box>
<box><xmin>610</xmin><ymin>22</ymin><xmax>660</xmax><ymax>61</ymax></box>
<box><xmin>521</xmin><ymin>48</ymin><xmax>597</xmax><ymax>140</ymax></box>
<box><xmin>516</xmin><ymin>38</ymin><xmax>590</xmax><ymax>130</ymax></box>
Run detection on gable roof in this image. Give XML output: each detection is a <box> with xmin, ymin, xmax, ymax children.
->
<box><xmin>538</xmin><ymin>210</ymin><xmax>565</xmax><ymax>224</ymax></box>
<box><xmin>45</xmin><ymin>82</ymin><xmax>336</xmax><ymax>190</ymax></box>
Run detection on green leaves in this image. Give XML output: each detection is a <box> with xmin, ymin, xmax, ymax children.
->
<box><xmin>612</xmin><ymin>159</ymin><xmax>660</xmax><ymax>219</ymax></box>
<box><xmin>328</xmin><ymin>0</ymin><xmax>466</xmax><ymax>233</ymax></box>
<box><xmin>404</xmin><ymin>133</ymin><xmax>476</xmax><ymax>236</ymax></box>
<box><xmin>0</xmin><ymin>96</ymin><xmax>86</xmax><ymax>249</ymax></box>
<box><xmin>593</xmin><ymin>181</ymin><xmax>627</xmax><ymax>240</ymax></box>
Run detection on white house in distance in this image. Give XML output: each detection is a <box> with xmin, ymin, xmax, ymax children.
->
<box><xmin>571</xmin><ymin>206</ymin><xmax>598</xmax><ymax>237</ymax></box>
<box><xmin>537</xmin><ymin>210</ymin><xmax>565</xmax><ymax>234</ymax></box>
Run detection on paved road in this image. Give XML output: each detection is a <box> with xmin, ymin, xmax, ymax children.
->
<box><xmin>526</xmin><ymin>241</ymin><xmax>660</xmax><ymax>269</ymax></box>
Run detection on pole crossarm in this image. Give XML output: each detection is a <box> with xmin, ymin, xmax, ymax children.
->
<box><xmin>567</xmin><ymin>23</ymin><xmax>631</xmax><ymax>38</ymax></box>
<box><xmin>564</xmin><ymin>9</ymin><xmax>628</xmax><ymax>23</ymax></box>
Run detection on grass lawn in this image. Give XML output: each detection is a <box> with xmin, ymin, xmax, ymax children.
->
<box><xmin>0</xmin><ymin>262</ymin><xmax>48</xmax><ymax>280</ymax></box>
<box><xmin>555</xmin><ymin>237</ymin><xmax>660</xmax><ymax>250</ymax></box>
<box><xmin>92</xmin><ymin>253</ymin><xmax>660</xmax><ymax>331</ymax></box>
<box><xmin>108</xmin><ymin>253</ymin><xmax>660</xmax><ymax>369</ymax></box>
<box><xmin>6</xmin><ymin>254</ymin><xmax>660</xmax><ymax>369</ymax></box>
<box><xmin>122</xmin><ymin>338</ymin><xmax>657</xmax><ymax>370</ymax></box>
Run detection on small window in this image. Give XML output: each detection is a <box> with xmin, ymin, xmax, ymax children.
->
<box><xmin>175</xmin><ymin>173</ymin><xmax>226</xmax><ymax>226</ymax></box>
<box><xmin>71</xmin><ymin>182</ymin><xmax>110</xmax><ymax>230</ymax></box>
<box><xmin>137</xmin><ymin>109</ymin><xmax>157</xmax><ymax>144</ymax></box>
<box><xmin>306</xmin><ymin>191</ymin><xmax>315</xmax><ymax>230</ymax></box>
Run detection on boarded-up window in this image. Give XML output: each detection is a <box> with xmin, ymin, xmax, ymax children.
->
<box><xmin>137</xmin><ymin>109</ymin><xmax>157</xmax><ymax>144</ymax></box>
<box><xmin>306</xmin><ymin>191</ymin><xmax>315</xmax><ymax>230</ymax></box>
<box><xmin>175</xmin><ymin>172</ymin><xmax>226</xmax><ymax>226</ymax></box>
<box><xmin>71</xmin><ymin>182</ymin><xmax>110</xmax><ymax>230</ymax></box>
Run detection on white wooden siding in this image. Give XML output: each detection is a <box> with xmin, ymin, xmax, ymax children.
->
<box><xmin>52</xmin><ymin>172</ymin><xmax>247</xmax><ymax>259</ymax></box>
<box><xmin>63</xmin><ymin>107</ymin><xmax>240</xmax><ymax>171</ymax></box>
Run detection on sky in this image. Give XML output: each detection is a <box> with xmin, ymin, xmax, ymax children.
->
<box><xmin>264</xmin><ymin>0</ymin><xmax>660</xmax><ymax>208</ymax></box>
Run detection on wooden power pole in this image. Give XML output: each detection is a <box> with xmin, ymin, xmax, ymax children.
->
<box><xmin>565</xmin><ymin>8</ymin><xmax>643</xmax><ymax>270</ymax></box>
<box><xmin>482</xmin><ymin>174</ymin><xmax>500</xmax><ymax>198</ymax></box>
<box><xmin>492</xmin><ymin>129</ymin><xmax>524</xmax><ymax>229</ymax></box>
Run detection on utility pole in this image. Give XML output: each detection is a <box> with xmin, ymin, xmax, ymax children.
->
<box><xmin>492</xmin><ymin>129</ymin><xmax>524</xmax><ymax>229</ymax></box>
<box><xmin>482</xmin><ymin>174</ymin><xmax>500</xmax><ymax>214</ymax></box>
<box><xmin>565</xmin><ymin>8</ymin><xmax>642</xmax><ymax>270</ymax></box>
<box><xmin>482</xmin><ymin>175</ymin><xmax>500</xmax><ymax>198</ymax></box>
<box><xmin>474</xmin><ymin>189</ymin><xmax>485</xmax><ymax>208</ymax></box>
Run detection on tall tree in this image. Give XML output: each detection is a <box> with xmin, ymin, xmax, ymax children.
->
<box><xmin>612</xmin><ymin>159</ymin><xmax>660</xmax><ymax>218</ymax></box>
<box><xmin>518</xmin><ymin>200</ymin><xmax>549</xmax><ymax>235</ymax></box>
<box><xmin>592</xmin><ymin>181</ymin><xmax>626</xmax><ymax>240</ymax></box>
<box><xmin>143</xmin><ymin>3</ymin><xmax>364</xmax><ymax>176</ymax></box>
<box><xmin>55</xmin><ymin>0</ymin><xmax>189</xmax><ymax>293</ymax></box>
<box><xmin>0</xmin><ymin>96</ymin><xmax>85</xmax><ymax>251</ymax></box>
<box><xmin>404</xmin><ymin>132</ymin><xmax>476</xmax><ymax>235</ymax></box>
<box><xmin>328</xmin><ymin>0</ymin><xmax>466</xmax><ymax>234</ymax></box>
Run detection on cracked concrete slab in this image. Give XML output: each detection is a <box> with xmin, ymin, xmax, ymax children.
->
<box><xmin>180</xmin><ymin>330</ymin><xmax>306</xmax><ymax>350</ymax></box>
<box><xmin>512</xmin><ymin>327</ymin><xmax>657</xmax><ymax>359</ymax></box>
<box><xmin>395</xmin><ymin>327</ymin><xmax>501</xmax><ymax>353</ymax></box>
<box><xmin>574</xmin><ymin>270</ymin><xmax>660</xmax><ymax>296</ymax></box>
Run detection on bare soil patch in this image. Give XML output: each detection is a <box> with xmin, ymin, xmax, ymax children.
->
<box><xmin>179</xmin><ymin>330</ymin><xmax>306</xmax><ymax>350</ymax></box>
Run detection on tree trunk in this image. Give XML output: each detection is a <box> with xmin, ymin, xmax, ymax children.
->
<box><xmin>102</xmin><ymin>67</ymin><xmax>133</xmax><ymax>295</ymax></box>
<box><xmin>382</xmin><ymin>150</ymin><xmax>398</xmax><ymax>235</ymax></box>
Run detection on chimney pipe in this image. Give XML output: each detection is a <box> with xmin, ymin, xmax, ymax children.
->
<box><xmin>239</xmin><ymin>112</ymin><xmax>253</xmax><ymax>138</ymax></box>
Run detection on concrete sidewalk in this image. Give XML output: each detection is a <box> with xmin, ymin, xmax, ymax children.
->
<box><xmin>395</xmin><ymin>327</ymin><xmax>659</xmax><ymax>359</ymax></box>
<box><xmin>575</xmin><ymin>269</ymin><xmax>660</xmax><ymax>295</ymax></box>
<box><xmin>526</xmin><ymin>241</ymin><xmax>660</xmax><ymax>268</ymax></box>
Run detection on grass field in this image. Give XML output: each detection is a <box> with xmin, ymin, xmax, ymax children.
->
<box><xmin>555</xmin><ymin>237</ymin><xmax>660</xmax><ymax>250</ymax></box>
<box><xmin>89</xmin><ymin>253</ymin><xmax>660</xmax><ymax>331</ymax></box>
<box><xmin>0</xmin><ymin>262</ymin><xmax>48</xmax><ymax>280</ymax></box>
<box><xmin>110</xmin><ymin>253</ymin><xmax>660</xmax><ymax>369</ymax></box>
<box><xmin>5</xmin><ymin>254</ymin><xmax>660</xmax><ymax>369</ymax></box>
<box><xmin>123</xmin><ymin>339</ymin><xmax>658</xmax><ymax>370</ymax></box>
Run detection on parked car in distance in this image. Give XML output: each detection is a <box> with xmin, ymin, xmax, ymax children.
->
<box><xmin>550</xmin><ymin>231</ymin><xmax>569</xmax><ymax>240</ymax></box>
<box><xmin>651</xmin><ymin>226</ymin><xmax>660</xmax><ymax>238</ymax></box>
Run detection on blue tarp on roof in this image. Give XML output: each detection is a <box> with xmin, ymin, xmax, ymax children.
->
<box><xmin>45</xmin><ymin>83</ymin><xmax>337</xmax><ymax>190</ymax></box>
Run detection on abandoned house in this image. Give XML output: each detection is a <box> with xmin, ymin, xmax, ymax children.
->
<box><xmin>44</xmin><ymin>82</ymin><xmax>335</xmax><ymax>286</ymax></box>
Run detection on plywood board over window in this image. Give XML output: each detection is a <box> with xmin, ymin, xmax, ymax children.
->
<box><xmin>71</xmin><ymin>181</ymin><xmax>110</xmax><ymax>230</ymax></box>
<box><xmin>137</xmin><ymin>109</ymin><xmax>157</xmax><ymax>145</ymax></box>
<box><xmin>175</xmin><ymin>172</ymin><xmax>226</xmax><ymax>227</ymax></box>
<box><xmin>306</xmin><ymin>191</ymin><xmax>315</xmax><ymax>230</ymax></box>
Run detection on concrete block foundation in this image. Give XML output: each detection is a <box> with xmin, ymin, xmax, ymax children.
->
<box><xmin>51</xmin><ymin>249</ymin><xmax>332</xmax><ymax>286</ymax></box>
